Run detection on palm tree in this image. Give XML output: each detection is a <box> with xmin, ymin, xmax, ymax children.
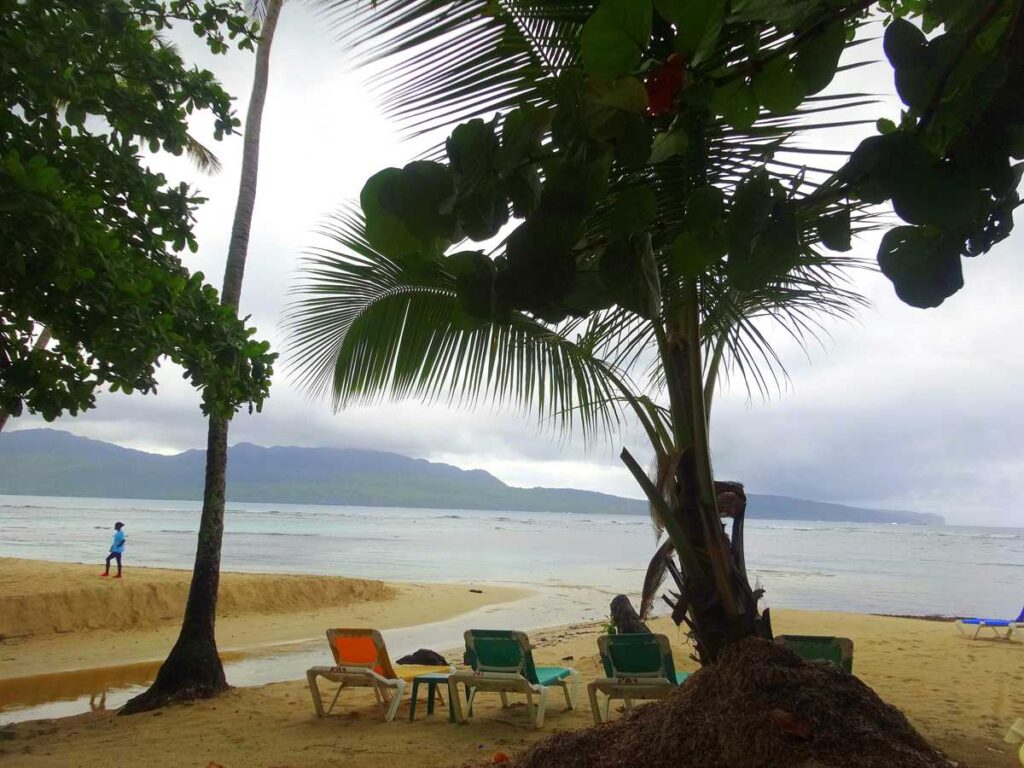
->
<box><xmin>283</xmin><ymin>0</ymin><xmax>878</xmax><ymax>662</ymax></box>
<box><xmin>122</xmin><ymin>0</ymin><xmax>285</xmax><ymax>713</ymax></box>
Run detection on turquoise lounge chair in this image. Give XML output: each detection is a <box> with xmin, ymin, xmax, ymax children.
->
<box><xmin>587</xmin><ymin>633</ymin><xmax>690</xmax><ymax>724</ymax></box>
<box><xmin>447</xmin><ymin>629</ymin><xmax>577</xmax><ymax>728</ymax></box>
<box><xmin>956</xmin><ymin>605</ymin><xmax>1024</xmax><ymax>640</ymax></box>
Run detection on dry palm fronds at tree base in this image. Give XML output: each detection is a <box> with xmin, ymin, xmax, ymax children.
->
<box><xmin>514</xmin><ymin>638</ymin><xmax>958</xmax><ymax>768</ymax></box>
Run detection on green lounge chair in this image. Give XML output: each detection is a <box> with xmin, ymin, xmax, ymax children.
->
<box><xmin>774</xmin><ymin>634</ymin><xmax>854</xmax><ymax>673</ymax></box>
<box><xmin>447</xmin><ymin>629</ymin><xmax>577</xmax><ymax>728</ymax></box>
<box><xmin>587</xmin><ymin>633</ymin><xmax>690</xmax><ymax>725</ymax></box>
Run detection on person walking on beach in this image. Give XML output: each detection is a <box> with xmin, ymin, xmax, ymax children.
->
<box><xmin>101</xmin><ymin>522</ymin><xmax>126</xmax><ymax>578</ymax></box>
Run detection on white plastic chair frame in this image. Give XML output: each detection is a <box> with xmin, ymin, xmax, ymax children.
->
<box><xmin>447</xmin><ymin>631</ymin><xmax>577</xmax><ymax>728</ymax></box>
<box><xmin>587</xmin><ymin>634</ymin><xmax>681</xmax><ymax>725</ymax></box>
<box><xmin>306</xmin><ymin>665</ymin><xmax>406</xmax><ymax>722</ymax></box>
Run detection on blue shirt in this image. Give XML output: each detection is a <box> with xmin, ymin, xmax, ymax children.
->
<box><xmin>110</xmin><ymin>529</ymin><xmax>126</xmax><ymax>553</ymax></box>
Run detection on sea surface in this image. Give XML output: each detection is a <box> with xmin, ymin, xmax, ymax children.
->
<box><xmin>2</xmin><ymin>494</ymin><xmax>1022</xmax><ymax>618</ymax></box>
<box><xmin>1</xmin><ymin>494</ymin><xmax>1022</xmax><ymax>723</ymax></box>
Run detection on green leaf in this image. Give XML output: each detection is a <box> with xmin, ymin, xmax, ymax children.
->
<box><xmin>447</xmin><ymin>118</ymin><xmax>499</xmax><ymax>177</ymax></box>
<box><xmin>377</xmin><ymin>161</ymin><xmax>458</xmax><ymax>245</ymax></box>
<box><xmin>590</xmin><ymin>76</ymin><xmax>649</xmax><ymax>113</ymax></box>
<box><xmin>498</xmin><ymin>105</ymin><xmax>550</xmax><ymax>176</ymax></box>
<box><xmin>447</xmin><ymin>250</ymin><xmax>494</xmax><ymax>320</ymax></box>
<box><xmin>668</xmin><ymin>0</ymin><xmax>726</xmax><ymax>66</ymax></box>
<box><xmin>611</xmin><ymin>114</ymin><xmax>654</xmax><ymax>167</ymax></box>
<box><xmin>446</xmin><ymin>120</ymin><xmax>508</xmax><ymax>240</ymax></box>
<box><xmin>610</xmin><ymin>184</ymin><xmax>657</xmax><ymax>235</ymax></box>
<box><xmin>752</xmin><ymin>56</ymin><xmax>806</xmax><ymax>114</ymax></box>
<box><xmin>877</xmin><ymin>226</ymin><xmax>963</xmax><ymax>308</ymax></box>
<box><xmin>359</xmin><ymin>169</ymin><xmax>424</xmax><ymax>258</ymax></box>
<box><xmin>731</xmin><ymin>0</ymin><xmax>818</xmax><ymax>31</ymax></box>
<box><xmin>793</xmin><ymin>21</ymin><xmax>846</xmax><ymax>95</ymax></box>
<box><xmin>669</xmin><ymin>231</ymin><xmax>721</xmax><ymax>277</ymax></box>
<box><xmin>876</xmin><ymin>118</ymin><xmax>898</xmax><ymax>134</ymax></box>
<box><xmin>648</xmin><ymin>129</ymin><xmax>689</xmax><ymax>163</ymax></box>
<box><xmin>727</xmin><ymin>168</ymin><xmax>773</xmax><ymax>261</ymax></box>
<box><xmin>710</xmin><ymin>80</ymin><xmax>758</xmax><ymax>130</ymax></box>
<box><xmin>599</xmin><ymin>238</ymin><xmax>653</xmax><ymax>317</ymax></box>
<box><xmin>581</xmin><ymin>0</ymin><xmax>652</xmax><ymax>79</ymax></box>
<box><xmin>817</xmin><ymin>208</ymin><xmax>852</xmax><ymax>252</ymax></box>
<box><xmin>883</xmin><ymin>18</ymin><xmax>927</xmax><ymax>71</ymax></box>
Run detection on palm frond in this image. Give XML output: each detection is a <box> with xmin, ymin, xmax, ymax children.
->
<box><xmin>282</xmin><ymin>205</ymin><xmax>638</xmax><ymax>441</ymax></box>
<box><xmin>183</xmin><ymin>132</ymin><xmax>222</xmax><ymax>175</ymax></box>
<box><xmin>318</xmin><ymin>1</ymin><xmax>586</xmax><ymax>137</ymax></box>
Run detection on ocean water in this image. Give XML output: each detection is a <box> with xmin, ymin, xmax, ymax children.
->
<box><xmin>2</xmin><ymin>494</ymin><xmax>1023</xmax><ymax>724</ymax></box>
<box><xmin>1</xmin><ymin>494</ymin><xmax>1022</xmax><ymax>618</ymax></box>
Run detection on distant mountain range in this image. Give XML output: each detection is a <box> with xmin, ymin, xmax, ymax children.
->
<box><xmin>0</xmin><ymin>429</ymin><xmax>945</xmax><ymax>524</ymax></box>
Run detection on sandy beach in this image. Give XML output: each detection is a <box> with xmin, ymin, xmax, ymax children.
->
<box><xmin>1</xmin><ymin>560</ymin><xmax>1022</xmax><ymax>767</ymax></box>
<box><xmin>0</xmin><ymin>558</ymin><xmax>525</xmax><ymax>680</ymax></box>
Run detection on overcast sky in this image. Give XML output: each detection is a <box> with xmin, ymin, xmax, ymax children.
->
<box><xmin>9</xmin><ymin>6</ymin><xmax>1023</xmax><ymax>527</ymax></box>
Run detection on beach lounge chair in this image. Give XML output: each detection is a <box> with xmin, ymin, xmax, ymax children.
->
<box><xmin>447</xmin><ymin>629</ymin><xmax>578</xmax><ymax>728</ymax></box>
<box><xmin>587</xmin><ymin>633</ymin><xmax>690</xmax><ymax>725</ymax></box>
<box><xmin>306</xmin><ymin>628</ymin><xmax>450</xmax><ymax>722</ymax></box>
<box><xmin>774</xmin><ymin>635</ymin><xmax>854</xmax><ymax>673</ymax></box>
<box><xmin>955</xmin><ymin>605</ymin><xmax>1024</xmax><ymax>641</ymax></box>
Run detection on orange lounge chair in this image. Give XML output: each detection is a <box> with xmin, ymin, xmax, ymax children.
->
<box><xmin>306</xmin><ymin>628</ymin><xmax>450</xmax><ymax>721</ymax></box>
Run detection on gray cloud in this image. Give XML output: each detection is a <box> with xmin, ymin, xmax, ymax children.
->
<box><xmin>7</xmin><ymin>8</ymin><xmax>1023</xmax><ymax>527</ymax></box>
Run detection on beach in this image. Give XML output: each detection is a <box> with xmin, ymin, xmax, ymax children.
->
<box><xmin>1</xmin><ymin>559</ymin><xmax>1023</xmax><ymax>767</ymax></box>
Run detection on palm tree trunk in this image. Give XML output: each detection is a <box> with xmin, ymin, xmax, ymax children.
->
<box><xmin>121</xmin><ymin>0</ymin><xmax>284</xmax><ymax>714</ymax></box>
<box><xmin>623</xmin><ymin>290</ymin><xmax>768</xmax><ymax>664</ymax></box>
<box><xmin>0</xmin><ymin>327</ymin><xmax>52</xmax><ymax>433</ymax></box>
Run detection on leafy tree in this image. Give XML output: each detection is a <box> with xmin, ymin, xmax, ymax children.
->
<box><xmin>122</xmin><ymin>0</ymin><xmax>286</xmax><ymax>713</ymax></box>
<box><xmin>0</xmin><ymin>0</ymin><xmax>275</xmax><ymax>431</ymax></box>
<box><xmin>291</xmin><ymin>0</ymin><xmax>1023</xmax><ymax>662</ymax></box>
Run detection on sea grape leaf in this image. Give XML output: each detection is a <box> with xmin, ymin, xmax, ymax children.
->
<box><xmin>581</xmin><ymin>0</ymin><xmax>652</xmax><ymax>79</ymax></box>
<box><xmin>611</xmin><ymin>113</ymin><xmax>655</xmax><ymax>166</ymax></box>
<box><xmin>817</xmin><ymin>208</ymin><xmax>852</xmax><ymax>252</ymax></box>
<box><xmin>360</xmin><ymin>169</ymin><xmax>426</xmax><ymax>258</ymax></box>
<box><xmin>377</xmin><ymin>161</ymin><xmax>458</xmax><ymax>245</ymax></box>
<box><xmin>498</xmin><ymin>104</ymin><xmax>549</xmax><ymax>176</ymax></box>
<box><xmin>726</xmin><ymin>168</ymin><xmax>773</xmax><ymax>261</ymax></box>
<box><xmin>610</xmin><ymin>184</ymin><xmax>657</xmax><ymax>235</ymax></box>
<box><xmin>877</xmin><ymin>226</ymin><xmax>963</xmax><ymax>308</ymax></box>
<box><xmin>590</xmin><ymin>76</ymin><xmax>649</xmax><ymax>113</ymax></box>
<box><xmin>599</xmin><ymin>237</ymin><xmax>654</xmax><ymax>317</ymax></box>
<box><xmin>793</xmin><ymin>21</ymin><xmax>846</xmax><ymax>95</ymax></box>
<box><xmin>710</xmin><ymin>80</ymin><xmax>758</xmax><ymax>130</ymax></box>
<box><xmin>752</xmin><ymin>56</ymin><xmax>806</xmax><ymax>114</ymax></box>
<box><xmin>447</xmin><ymin>120</ymin><xmax>508</xmax><ymax>240</ymax></box>
<box><xmin>447</xmin><ymin>250</ymin><xmax>494</xmax><ymax>321</ymax></box>
<box><xmin>667</xmin><ymin>0</ymin><xmax>726</xmax><ymax>66</ymax></box>
<box><xmin>883</xmin><ymin>18</ymin><xmax>927</xmax><ymax>71</ymax></box>
<box><xmin>649</xmin><ymin>128</ymin><xmax>688</xmax><ymax>163</ymax></box>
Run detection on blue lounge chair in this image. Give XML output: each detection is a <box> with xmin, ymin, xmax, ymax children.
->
<box><xmin>955</xmin><ymin>605</ymin><xmax>1024</xmax><ymax>640</ymax></box>
<box><xmin>447</xmin><ymin>629</ymin><xmax>577</xmax><ymax>728</ymax></box>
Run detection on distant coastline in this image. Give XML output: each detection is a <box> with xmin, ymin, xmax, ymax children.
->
<box><xmin>0</xmin><ymin>428</ymin><xmax>945</xmax><ymax>525</ymax></box>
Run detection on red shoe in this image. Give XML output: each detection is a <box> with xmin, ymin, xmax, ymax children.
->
<box><xmin>114</xmin><ymin>574</ymin><xmax>122</xmax><ymax>579</ymax></box>
<box><xmin>100</xmin><ymin>573</ymin><xmax>109</xmax><ymax>577</ymax></box>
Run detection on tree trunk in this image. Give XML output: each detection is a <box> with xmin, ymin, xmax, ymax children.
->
<box><xmin>120</xmin><ymin>417</ymin><xmax>230</xmax><ymax>712</ymax></box>
<box><xmin>121</xmin><ymin>0</ymin><xmax>283</xmax><ymax>714</ymax></box>
<box><xmin>622</xmin><ymin>288</ymin><xmax>769</xmax><ymax>664</ymax></box>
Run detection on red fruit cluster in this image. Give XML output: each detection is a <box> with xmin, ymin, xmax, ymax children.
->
<box><xmin>646</xmin><ymin>54</ymin><xmax>685</xmax><ymax>117</ymax></box>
